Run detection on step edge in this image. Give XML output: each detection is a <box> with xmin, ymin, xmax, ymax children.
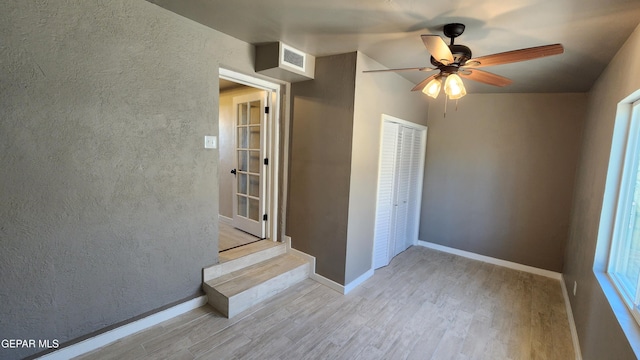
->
<box><xmin>226</xmin><ymin>264</ymin><xmax>310</xmax><ymax>318</ymax></box>
<box><xmin>206</xmin><ymin>251</ymin><xmax>297</xmax><ymax>287</ymax></box>
<box><xmin>227</xmin><ymin>262</ymin><xmax>309</xmax><ymax>299</ymax></box>
<box><xmin>211</xmin><ymin>255</ymin><xmax>308</xmax><ymax>296</ymax></box>
<box><xmin>219</xmin><ymin>240</ymin><xmax>281</xmax><ymax>262</ymax></box>
<box><xmin>203</xmin><ymin>284</ymin><xmax>230</xmax><ymax>318</ymax></box>
<box><xmin>203</xmin><ymin>244</ymin><xmax>286</xmax><ymax>282</ymax></box>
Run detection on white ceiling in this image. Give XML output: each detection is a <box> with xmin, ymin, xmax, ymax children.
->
<box><xmin>149</xmin><ymin>0</ymin><xmax>640</xmax><ymax>93</ymax></box>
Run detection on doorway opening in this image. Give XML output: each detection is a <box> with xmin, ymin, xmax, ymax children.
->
<box><xmin>218</xmin><ymin>69</ymin><xmax>281</xmax><ymax>253</ymax></box>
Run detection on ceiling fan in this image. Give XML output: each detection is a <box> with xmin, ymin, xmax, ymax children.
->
<box><xmin>364</xmin><ymin>23</ymin><xmax>564</xmax><ymax>99</ymax></box>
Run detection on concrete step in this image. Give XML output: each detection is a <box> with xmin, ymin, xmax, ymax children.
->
<box><xmin>203</xmin><ymin>253</ymin><xmax>309</xmax><ymax>318</ymax></box>
<box><xmin>203</xmin><ymin>240</ymin><xmax>286</xmax><ymax>282</ymax></box>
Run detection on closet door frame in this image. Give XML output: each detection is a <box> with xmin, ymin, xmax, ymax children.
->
<box><xmin>372</xmin><ymin>114</ymin><xmax>428</xmax><ymax>269</ymax></box>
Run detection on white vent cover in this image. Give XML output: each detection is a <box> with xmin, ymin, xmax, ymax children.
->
<box><xmin>281</xmin><ymin>44</ymin><xmax>306</xmax><ymax>71</ymax></box>
<box><xmin>255</xmin><ymin>42</ymin><xmax>315</xmax><ymax>82</ymax></box>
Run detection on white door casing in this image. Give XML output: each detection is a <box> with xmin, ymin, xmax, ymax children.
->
<box><xmin>220</xmin><ymin>68</ymin><xmax>282</xmax><ymax>243</ymax></box>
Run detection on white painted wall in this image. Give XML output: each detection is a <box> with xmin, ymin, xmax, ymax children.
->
<box><xmin>347</xmin><ymin>52</ymin><xmax>429</xmax><ymax>284</ymax></box>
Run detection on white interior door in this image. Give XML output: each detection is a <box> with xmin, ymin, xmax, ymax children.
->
<box><xmin>391</xmin><ymin>126</ymin><xmax>413</xmax><ymax>257</ymax></box>
<box><xmin>373</xmin><ymin>122</ymin><xmax>399</xmax><ymax>269</ymax></box>
<box><xmin>405</xmin><ymin>126</ymin><xmax>424</xmax><ymax>247</ymax></box>
<box><xmin>373</xmin><ymin>116</ymin><xmax>427</xmax><ymax>269</ymax></box>
<box><xmin>232</xmin><ymin>91</ymin><xmax>267</xmax><ymax>238</ymax></box>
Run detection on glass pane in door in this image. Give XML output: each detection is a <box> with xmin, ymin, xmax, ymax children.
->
<box><xmin>249</xmin><ymin>175</ymin><xmax>259</xmax><ymax>197</ymax></box>
<box><xmin>239</xmin><ymin>104</ymin><xmax>248</xmax><ymax>125</ymax></box>
<box><xmin>238</xmin><ymin>127</ymin><xmax>248</xmax><ymax>148</ymax></box>
<box><xmin>238</xmin><ymin>196</ymin><xmax>247</xmax><ymax>217</ymax></box>
<box><xmin>238</xmin><ymin>173</ymin><xmax>247</xmax><ymax>195</ymax></box>
<box><xmin>249</xmin><ymin>101</ymin><xmax>261</xmax><ymax>124</ymax></box>
<box><xmin>249</xmin><ymin>198</ymin><xmax>259</xmax><ymax>221</ymax></box>
<box><xmin>237</xmin><ymin>150</ymin><xmax>247</xmax><ymax>171</ymax></box>
<box><xmin>249</xmin><ymin>126</ymin><xmax>260</xmax><ymax>149</ymax></box>
<box><xmin>249</xmin><ymin>151</ymin><xmax>260</xmax><ymax>173</ymax></box>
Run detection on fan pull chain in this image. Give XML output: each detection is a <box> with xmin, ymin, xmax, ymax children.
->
<box><xmin>444</xmin><ymin>96</ymin><xmax>448</xmax><ymax>118</ymax></box>
<box><xmin>442</xmin><ymin>97</ymin><xmax>461</xmax><ymax>118</ymax></box>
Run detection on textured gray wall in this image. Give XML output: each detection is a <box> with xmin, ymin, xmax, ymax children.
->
<box><xmin>346</xmin><ymin>52</ymin><xmax>429</xmax><ymax>284</ymax></box>
<box><xmin>564</xmin><ymin>23</ymin><xmax>640</xmax><ymax>359</ymax></box>
<box><xmin>288</xmin><ymin>53</ymin><xmax>357</xmax><ymax>285</ymax></box>
<box><xmin>0</xmin><ymin>1</ymin><xmax>258</xmax><ymax>359</ymax></box>
<box><xmin>420</xmin><ymin>93</ymin><xmax>586</xmax><ymax>272</ymax></box>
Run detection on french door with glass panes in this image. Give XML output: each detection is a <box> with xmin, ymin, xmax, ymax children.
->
<box><xmin>232</xmin><ymin>92</ymin><xmax>267</xmax><ymax>238</ymax></box>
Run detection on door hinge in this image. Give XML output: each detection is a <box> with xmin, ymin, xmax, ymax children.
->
<box><xmin>264</xmin><ymin>158</ymin><xmax>269</xmax><ymax>165</ymax></box>
<box><xmin>263</xmin><ymin>214</ymin><xmax>268</xmax><ymax>221</ymax></box>
<box><xmin>264</xmin><ymin>106</ymin><xmax>270</xmax><ymax>114</ymax></box>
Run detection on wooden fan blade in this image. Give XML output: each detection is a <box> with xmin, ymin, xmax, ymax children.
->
<box><xmin>411</xmin><ymin>74</ymin><xmax>439</xmax><ymax>92</ymax></box>
<box><xmin>363</xmin><ymin>67</ymin><xmax>435</xmax><ymax>73</ymax></box>
<box><xmin>465</xmin><ymin>44</ymin><xmax>564</xmax><ymax>68</ymax></box>
<box><xmin>421</xmin><ymin>35</ymin><xmax>454</xmax><ymax>65</ymax></box>
<box><xmin>459</xmin><ymin>69</ymin><xmax>512</xmax><ymax>87</ymax></box>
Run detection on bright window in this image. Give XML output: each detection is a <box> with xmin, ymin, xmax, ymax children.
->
<box><xmin>609</xmin><ymin>99</ymin><xmax>640</xmax><ymax>323</ymax></box>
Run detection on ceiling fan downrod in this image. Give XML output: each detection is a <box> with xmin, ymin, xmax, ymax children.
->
<box><xmin>443</xmin><ymin>23</ymin><xmax>465</xmax><ymax>45</ymax></box>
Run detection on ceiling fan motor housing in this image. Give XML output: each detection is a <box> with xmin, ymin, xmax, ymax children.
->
<box><xmin>430</xmin><ymin>44</ymin><xmax>472</xmax><ymax>67</ymax></box>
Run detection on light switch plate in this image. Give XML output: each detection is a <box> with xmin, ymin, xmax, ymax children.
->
<box><xmin>204</xmin><ymin>136</ymin><xmax>217</xmax><ymax>149</ymax></box>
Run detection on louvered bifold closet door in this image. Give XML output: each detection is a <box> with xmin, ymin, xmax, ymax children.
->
<box><xmin>405</xmin><ymin>127</ymin><xmax>423</xmax><ymax>249</ymax></box>
<box><xmin>392</xmin><ymin>126</ymin><xmax>413</xmax><ymax>257</ymax></box>
<box><xmin>374</xmin><ymin>120</ymin><xmax>427</xmax><ymax>269</ymax></box>
<box><xmin>373</xmin><ymin>122</ymin><xmax>400</xmax><ymax>269</ymax></box>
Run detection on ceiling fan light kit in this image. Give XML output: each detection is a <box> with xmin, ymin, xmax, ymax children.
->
<box><xmin>422</xmin><ymin>76</ymin><xmax>442</xmax><ymax>98</ymax></box>
<box><xmin>444</xmin><ymin>74</ymin><xmax>466</xmax><ymax>100</ymax></box>
<box><xmin>365</xmin><ymin>22</ymin><xmax>565</xmax><ymax>102</ymax></box>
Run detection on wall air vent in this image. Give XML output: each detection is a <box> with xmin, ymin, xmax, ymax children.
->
<box><xmin>255</xmin><ymin>42</ymin><xmax>315</xmax><ymax>83</ymax></box>
<box><xmin>282</xmin><ymin>44</ymin><xmax>306</xmax><ymax>71</ymax></box>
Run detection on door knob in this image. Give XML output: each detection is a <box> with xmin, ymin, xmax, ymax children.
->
<box><xmin>230</xmin><ymin>169</ymin><xmax>237</xmax><ymax>175</ymax></box>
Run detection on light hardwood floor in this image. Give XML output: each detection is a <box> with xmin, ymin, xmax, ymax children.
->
<box><xmin>219</xmin><ymin>218</ymin><xmax>260</xmax><ymax>252</ymax></box>
<box><xmin>77</xmin><ymin>246</ymin><xmax>575</xmax><ymax>360</ymax></box>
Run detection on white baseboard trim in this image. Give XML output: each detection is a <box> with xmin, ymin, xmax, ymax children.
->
<box><xmin>560</xmin><ymin>275</ymin><xmax>583</xmax><ymax>360</ymax></box>
<box><xmin>218</xmin><ymin>214</ymin><xmax>233</xmax><ymax>225</ymax></box>
<box><xmin>38</xmin><ymin>296</ymin><xmax>208</xmax><ymax>360</ymax></box>
<box><xmin>285</xmin><ymin>236</ymin><xmax>372</xmax><ymax>294</ymax></box>
<box><xmin>286</xmin><ymin>236</ymin><xmax>343</xmax><ymax>294</ymax></box>
<box><xmin>307</xmin><ymin>268</ymin><xmax>373</xmax><ymax>295</ymax></box>
<box><xmin>417</xmin><ymin>240</ymin><xmax>562</xmax><ymax>280</ymax></box>
<box><xmin>344</xmin><ymin>268</ymin><xmax>374</xmax><ymax>294</ymax></box>
<box><xmin>285</xmin><ymin>236</ymin><xmax>310</xmax><ymax>267</ymax></box>
<box><xmin>312</xmin><ymin>271</ymin><xmax>346</xmax><ymax>294</ymax></box>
